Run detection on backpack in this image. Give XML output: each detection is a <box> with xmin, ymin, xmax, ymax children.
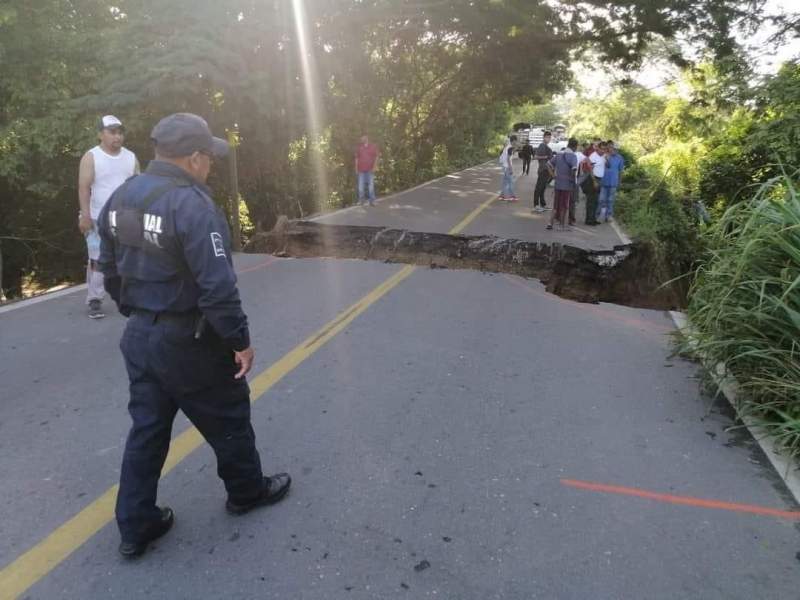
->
<box><xmin>545</xmin><ymin>154</ymin><xmax>558</xmax><ymax>178</ymax></box>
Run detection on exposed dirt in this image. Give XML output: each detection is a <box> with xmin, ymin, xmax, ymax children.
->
<box><xmin>246</xmin><ymin>219</ymin><xmax>684</xmax><ymax>309</ymax></box>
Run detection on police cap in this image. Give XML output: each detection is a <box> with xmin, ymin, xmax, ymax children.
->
<box><xmin>151</xmin><ymin>113</ymin><xmax>229</xmax><ymax>158</ymax></box>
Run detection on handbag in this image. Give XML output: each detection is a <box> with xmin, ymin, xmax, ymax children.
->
<box><xmin>545</xmin><ymin>157</ymin><xmax>556</xmax><ymax>178</ymax></box>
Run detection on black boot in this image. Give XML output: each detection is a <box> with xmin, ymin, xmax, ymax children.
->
<box><xmin>118</xmin><ymin>506</ymin><xmax>174</xmax><ymax>558</ymax></box>
<box><xmin>226</xmin><ymin>473</ymin><xmax>292</xmax><ymax>515</ymax></box>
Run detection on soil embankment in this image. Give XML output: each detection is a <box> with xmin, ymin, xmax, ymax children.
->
<box><xmin>246</xmin><ymin>219</ymin><xmax>680</xmax><ymax>309</ymax></box>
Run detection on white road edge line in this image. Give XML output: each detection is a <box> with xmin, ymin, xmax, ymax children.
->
<box><xmin>0</xmin><ymin>284</ymin><xmax>88</xmax><ymax>315</ymax></box>
<box><xmin>0</xmin><ymin>251</ymin><xmax>273</xmax><ymax>315</ymax></box>
<box><xmin>609</xmin><ymin>219</ymin><xmax>632</xmax><ymax>245</ymax></box>
<box><xmin>0</xmin><ymin>161</ymin><xmax>491</xmax><ymax>315</ymax></box>
<box><xmin>669</xmin><ymin>310</ymin><xmax>800</xmax><ymax>505</ymax></box>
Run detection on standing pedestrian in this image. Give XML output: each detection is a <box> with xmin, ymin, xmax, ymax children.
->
<box><xmin>498</xmin><ymin>136</ymin><xmax>517</xmax><ymax>202</ymax></box>
<box><xmin>598</xmin><ymin>141</ymin><xmax>625</xmax><ymax>222</ymax></box>
<box><xmin>532</xmin><ymin>131</ymin><xmax>554</xmax><ymax>212</ymax></box>
<box><xmin>584</xmin><ymin>141</ymin><xmax>606</xmax><ymax>226</ymax></box>
<box><xmin>570</xmin><ymin>142</ymin><xmax>589</xmax><ymax>226</ymax></box>
<box><xmin>546</xmin><ymin>138</ymin><xmax>578</xmax><ymax>231</ymax></box>
<box><xmin>520</xmin><ymin>140</ymin><xmax>534</xmax><ymax>175</ymax></box>
<box><xmin>97</xmin><ymin>113</ymin><xmax>291</xmax><ymax>558</ymax></box>
<box><xmin>355</xmin><ymin>134</ymin><xmax>380</xmax><ymax>206</ymax></box>
<box><xmin>578</xmin><ymin>143</ymin><xmax>596</xmax><ymax>226</ymax></box>
<box><xmin>583</xmin><ymin>140</ymin><xmax>596</xmax><ymax>161</ymax></box>
<box><xmin>77</xmin><ymin>115</ymin><xmax>139</xmax><ymax>319</ymax></box>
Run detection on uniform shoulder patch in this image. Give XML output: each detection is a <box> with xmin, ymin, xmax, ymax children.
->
<box><xmin>210</xmin><ymin>232</ymin><xmax>226</xmax><ymax>257</ymax></box>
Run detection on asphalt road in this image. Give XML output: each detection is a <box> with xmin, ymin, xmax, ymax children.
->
<box><xmin>313</xmin><ymin>163</ymin><xmax>624</xmax><ymax>250</ymax></box>
<box><xmin>1</xmin><ymin>163</ymin><xmax>797</xmax><ymax>599</ymax></box>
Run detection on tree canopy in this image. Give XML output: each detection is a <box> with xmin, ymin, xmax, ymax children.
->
<box><xmin>0</xmin><ymin>0</ymin><xmax>783</xmax><ymax>297</ymax></box>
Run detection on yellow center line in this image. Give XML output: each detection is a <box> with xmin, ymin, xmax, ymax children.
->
<box><xmin>447</xmin><ymin>194</ymin><xmax>496</xmax><ymax>235</ymax></box>
<box><xmin>0</xmin><ymin>189</ymin><xmax>494</xmax><ymax>600</ymax></box>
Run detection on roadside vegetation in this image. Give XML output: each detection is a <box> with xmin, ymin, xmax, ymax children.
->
<box><xmin>567</xmin><ymin>59</ymin><xmax>800</xmax><ymax>456</ymax></box>
<box><xmin>561</xmin><ymin>61</ymin><xmax>799</xmax><ymax>303</ymax></box>
<box><xmin>685</xmin><ymin>173</ymin><xmax>800</xmax><ymax>457</ymax></box>
<box><xmin>0</xmin><ymin>0</ymin><xmax>785</xmax><ymax>299</ymax></box>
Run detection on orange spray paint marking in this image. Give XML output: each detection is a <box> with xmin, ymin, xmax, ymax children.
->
<box><xmin>561</xmin><ymin>478</ymin><xmax>800</xmax><ymax>520</ymax></box>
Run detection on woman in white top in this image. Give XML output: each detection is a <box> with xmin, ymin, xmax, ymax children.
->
<box><xmin>498</xmin><ymin>136</ymin><xmax>517</xmax><ymax>202</ymax></box>
<box><xmin>583</xmin><ymin>142</ymin><xmax>607</xmax><ymax>225</ymax></box>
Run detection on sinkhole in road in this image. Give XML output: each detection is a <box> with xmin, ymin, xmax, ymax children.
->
<box><xmin>246</xmin><ymin>219</ymin><xmax>682</xmax><ymax>310</ymax></box>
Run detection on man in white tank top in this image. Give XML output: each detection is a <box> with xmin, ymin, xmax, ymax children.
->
<box><xmin>78</xmin><ymin>115</ymin><xmax>139</xmax><ymax>318</ymax></box>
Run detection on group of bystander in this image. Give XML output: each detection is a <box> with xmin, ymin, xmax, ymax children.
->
<box><xmin>497</xmin><ymin>131</ymin><xmax>625</xmax><ymax>231</ymax></box>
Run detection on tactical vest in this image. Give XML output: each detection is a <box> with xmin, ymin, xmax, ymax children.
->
<box><xmin>108</xmin><ymin>177</ymin><xmax>190</xmax><ymax>251</ymax></box>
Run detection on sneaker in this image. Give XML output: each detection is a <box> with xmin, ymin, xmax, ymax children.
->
<box><xmin>545</xmin><ymin>224</ymin><xmax>553</xmax><ymax>230</ymax></box>
<box><xmin>88</xmin><ymin>299</ymin><xmax>105</xmax><ymax>319</ymax></box>
<box><xmin>226</xmin><ymin>473</ymin><xmax>292</xmax><ymax>515</ymax></box>
<box><xmin>543</xmin><ymin>206</ymin><xmax>552</xmax><ymax>211</ymax></box>
<box><xmin>498</xmin><ymin>195</ymin><xmax>506</xmax><ymax>201</ymax></box>
<box><xmin>508</xmin><ymin>196</ymin><xmax>518</xmax><ymax>202</ymax></box>
<box><xmin>118</xmin><ymin>506</ymin><xmax>174</xmax><ymax>558</ymax></box>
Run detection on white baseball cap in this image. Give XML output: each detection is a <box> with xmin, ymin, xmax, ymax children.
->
<box><xmin>99</xmin><ymin>115</ymin><xmax>124</xmax><ymax>131</ymax></box>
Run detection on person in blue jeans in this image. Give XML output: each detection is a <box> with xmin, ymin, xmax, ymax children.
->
<box><xmin>357</xmin><ymin>171</ymin><xmax>375</xmax><ymax>206</ymax></box>
<box><xmin>498</xmin><ymin>135</ymin><xmax>517</xmax><ymax>201</ymax></box>
<box><xmin>355</xmin><ymin>134</ymin><xmax>380</xmax><ymax>206</ymax></box>
<box><xmin>597</xmin><ymin>141</ymin><xmax>625</xmax><ymax>222</ymax></box>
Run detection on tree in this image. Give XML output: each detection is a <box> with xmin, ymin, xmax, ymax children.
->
<box><xmin>699</xmin><ymin>61</ymin><xmax>800</xmax><ymax>209</ymax></box>
<box><xmin>567</xmin><ymin>84</ymin><xmax>667</xmax><ymax>150</ymax></box>
<box><xmin>0</xmin><ymin>1</ymin><xmax>118</xmax><ymax>296</ymax></box>
<box><xmin>0</xmin><ymin>0</ymin><xmax>777</xmax><ymax>297</ymax></box>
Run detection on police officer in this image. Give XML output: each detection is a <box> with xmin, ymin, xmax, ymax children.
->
<box><xmin>97</xmin><ymin>113</ymin><xmax>291</xmax><ymax>558</ymax></box>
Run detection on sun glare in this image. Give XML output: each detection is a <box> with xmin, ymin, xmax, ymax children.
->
<box><xmin>291</xmin><ymin>0</ymin><xmax>330</xmax><ymax>213</ymax></box>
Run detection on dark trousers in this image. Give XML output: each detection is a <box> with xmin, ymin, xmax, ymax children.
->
<box><xmin>554</xmin><ymin>189</ymin><xmax>571</xmax><ymax>226</ymax></box>
<box><xmin>569</xmin><ymin>188</ymin><xmax>578</xmax><ymax>224</ymax></box>
<box><xmin>521</xmin><ymin>157</ymin><xmax>532</xmax><ymax>175</ymax></box>
<box><xmin>583</xmin><ymin>177</ymin><xmax>600</xmax><ymax>224</ymax></box>
<box><xmin>116</xmin><ymin>311</ymin><xmax>264</xmax><ymax>543</ymax></box>
<box><xmin>534</xmin><ymin>171</ymin><xmax>551</xmax><ymax>207</ymax></box>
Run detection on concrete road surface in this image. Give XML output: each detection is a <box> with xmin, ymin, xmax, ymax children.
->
<box><xmin>1</xmin><ymin>163</ymin><xmax>797</xmax><ymax>600</ymax></box>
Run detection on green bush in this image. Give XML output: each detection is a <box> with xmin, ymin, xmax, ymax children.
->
<box><xmin>618</xmin><ymin>161</ymin><xmax>650</xmax><ymax>188</ymax></box>
<box><xmin>685</xmin><ymin>172</ymin><xmax>800</xmax><ymax>457</ymax></box>
<box><xmin>698</xmin><ymin>63</ymin><xmax>800</xmax><ymax>214</ymax></box>
<box><xmin>697</xmin><ymin>110</ymin><xmax>765</xmax><ymax>213</ymax></box>
<box><xmin>616</xmin><ymin>180</ymin><xmax>704</xmax><ymax>304</ymax></box>
<box><xmin>639</xmin><ymin>138</ymin><xmax>707</xmax><ymax>198</ymax></box>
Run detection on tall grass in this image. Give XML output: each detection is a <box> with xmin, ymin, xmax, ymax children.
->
<box><xmin>685</xmin><ymin>172</ymin><xmax>800</xmax><ymax>457</ymax></box>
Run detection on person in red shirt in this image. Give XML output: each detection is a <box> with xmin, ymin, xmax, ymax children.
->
<box><xmin>354</xmin><ymin>134</ymin><xmax>380</xmax><ymax>206</ymax></box>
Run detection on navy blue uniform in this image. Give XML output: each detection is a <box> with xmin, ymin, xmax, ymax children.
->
<box><xmin>98</xmin><ymin>160</ymin><xmax>264</xmax><ymax>544</ymax></box>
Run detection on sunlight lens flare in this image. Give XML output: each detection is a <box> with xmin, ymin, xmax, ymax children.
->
<box><xmin>291</xmin><ymin>0</ymin><xmax>329</xmax><ymax>213</ymax></box>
